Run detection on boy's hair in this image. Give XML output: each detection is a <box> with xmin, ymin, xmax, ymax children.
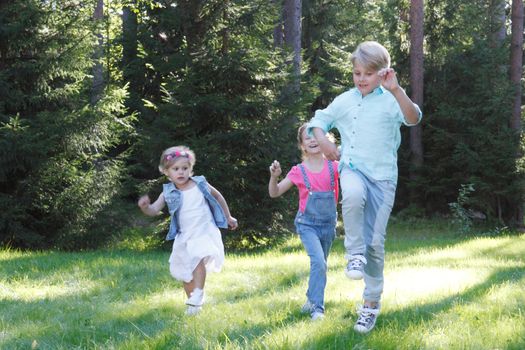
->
<box><xmin>351</xmin><ymin>41</ymin><xmax>391</xmax><ymax>71</ymax></box>
<box><xmin>297</xmin><ymin>123</ymin><xmax>335</xmax><ymax>160</ymax></box>
<box><xmin>158</xmin><ymin>145</ymin><xmax>196</xmax><ymax>173</ymax></box>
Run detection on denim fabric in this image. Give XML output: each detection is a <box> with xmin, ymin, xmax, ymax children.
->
<box><xmin>163</xmin><ymin>176</ymin><xmax>227</xmax><ymax>240</ymax></box>
<box><xmin>340</xmin><ymin>166</ymin><xmax>396</xmax><ymax>302</ymax></box>
<box><xmin>294</xmin><ymin>162</ymin><xmax>337</xmax><ymax>313</ymax></box>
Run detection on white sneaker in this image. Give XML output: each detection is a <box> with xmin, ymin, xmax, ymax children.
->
<box><xmin>345</xmin><ymin>255</ymin><xmax>367</xmax><ymax>280</ymax></box>
<box><xmin>301</xmin><ymin>300</ymin><xmax>315</xmax><ymax>314</ymax></box>
<box><xmin>311</xmin><ymin>311</ymin><xmax>325</xmax><ymax>321</ymax></box>
<box><xmin>185</xmin><ymin>305</ymin><xmax>202</xmax><ymax>316</ymax></box>
<box><xmin>185</xmin><ymin>288</ymin><xmax>205</xmax><ymax>306</ymax></box>
<box><xmin>354</xmin><ymin>305</ymin><xmax>380</xmax><ymax>333</ymax></box>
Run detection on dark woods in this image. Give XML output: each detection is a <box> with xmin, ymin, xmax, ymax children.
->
<box><xmin>0</xmin><ymin>0</ymin><xmax>523</xmax><ymax>249</ymax></box>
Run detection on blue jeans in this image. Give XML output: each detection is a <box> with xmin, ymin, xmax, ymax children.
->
<box><xmin>294</xmin><ymin>192</ymin><xmax>337</xmax><ymax>313</ymax></box>
<box><xmin>340</xmin><ymin>167</ymin><xmax>396</xmax><ymax>302</ymax></box>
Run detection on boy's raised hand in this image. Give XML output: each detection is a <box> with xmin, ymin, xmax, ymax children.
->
<box><xmin>378</xmin><ymin>68</ymin><xmax>400</xmax><ymax>93</ymax></box>
<box><xmin>269</xmin><ymin>160</ymin><xmax>282</xmax><ymax>177</ymax></box>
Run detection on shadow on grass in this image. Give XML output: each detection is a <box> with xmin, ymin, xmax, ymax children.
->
<box><xmin>1</xmin><ymin>234</ymin><xmax>524</xmax><ymax>349</ymax></box>
<box><xmin>293</xmin><ymin>266</ymin><xmax>525</xmax><ymax>350</ymax></box>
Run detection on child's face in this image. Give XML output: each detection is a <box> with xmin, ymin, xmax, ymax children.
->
<box><xmin>352</xmin><ymin>61</ymin><xmax>382</xmax><ymax>97</ymax></box>
<box><xmin>163</xmin><ymin>158</ymin><xmax>192</xmax><ymax>189</ymax></box>
<box><xmin>301</xmin><ymin>130</ymin><xmax>321</xmax><ymax>156</ymax></box>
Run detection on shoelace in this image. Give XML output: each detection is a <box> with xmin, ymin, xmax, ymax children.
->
<box><xmin>356</xmin><ymin>311</ymin><xmax>374</xmax><ymax>325</ymax></box>
<box><xmin>348</xmin><ymin>259</ymin><xmax>364</xmax><ymax>269</ymax></box>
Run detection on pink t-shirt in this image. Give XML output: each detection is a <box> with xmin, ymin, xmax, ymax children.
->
<box><xmin>286</xmin><ymin>159</ymin><xmax>339</xmax><ymax>213</ymax></box>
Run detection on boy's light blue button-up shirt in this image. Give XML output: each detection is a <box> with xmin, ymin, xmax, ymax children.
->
<box><xmin>308</xmin><ymin>86</ymin><xmax>422</xmax><ymax>184</ymax></box>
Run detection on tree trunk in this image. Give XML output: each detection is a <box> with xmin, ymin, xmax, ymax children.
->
<box><xmin>510</xmin><ymin>0</ymin><xmax>523</xmax><ymax>132</ymax></box>
<box><xmin>272</xmin><ymin>0</ymin><xmax>283</xmax><ymax>48</ymax></box>
<box><xmin>490</xmin><ymin>0</ymin><xmax>507</xmax><ymax>48</ymax></box>
<box><xmin>510</xmin><ymin>0</ymin><xmax>524</xmax><ymax>228</ymax></box>
<box><xmin>90</xmin><ymin>0</ymin><xmax>104</xmax><ymax>105</ymax></box>
<box><xmin>409</xmin><ymin>0</ymin><xmax>424</xmax><ymax>196</ymax></box>
<box><xmin>122</xmin><ymin>5</ymin><xmax>140</xmax><ymax>112</ymax></box>
<box><xmin>221</xmin><ymin>1</ymin><xmax>230</xmax><ymax>55</ymax></box>
<box><xmin>283</xmin><ymin>0</ymin><xmax>302</xmax><ymax>94</ymax></box>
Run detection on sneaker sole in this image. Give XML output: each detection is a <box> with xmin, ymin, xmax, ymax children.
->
<box><xmin>354</xmin><ymin>324</ymin><xmax>374</xmax><ymax>333</ymax></box>
<box><xmin>345</xmin><ymin>270</ymin><xmax>364</xmax><ymax>280</ymax></box>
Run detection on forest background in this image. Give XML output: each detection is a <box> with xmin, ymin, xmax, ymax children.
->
<box><xmin>0</xmin><ymin>0</ymin><xmax>524</xmax><ymax>250</ymax></box>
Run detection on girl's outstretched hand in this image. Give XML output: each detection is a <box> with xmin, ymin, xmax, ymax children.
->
<box><xmin>228</xmin><ymin>216</ymin><xmax>238</xmax><ymax>230</ymax></box>
<box><xmin>269</xmin><ymin>160</ymin><xmax>282</xmax><ymax>177</ymax></box>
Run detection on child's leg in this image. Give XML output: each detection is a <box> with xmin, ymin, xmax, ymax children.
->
<box><xmin>182</xmin><ymin>259</ymin><xmax>206</xmax><ymax>297</ymax></box>
<box><xmin>192</xmin><ymin>259</ymin><xmax>206</xmax><ymax>290</ymax></box>
<box><xmin>298</xmin><ymin>224</ymin><xmax>329</xmax><ymax>313</ymax></box>
<box><xmin>183</xmin><ymin>281</ymin><xmax>195</xmax><ymax>298</ymax></box>
<box><xmin>340</xmin><ymin>167</ymin><xmax>367</xmax><ymax>258</ymax></box>
<box><xmin>361</xmin><ymin>179</ymin><xmax>396</xmax><ymax>304</ymax></box>
<box><xmin>185</xmin><ymin>259</ymin><xmax>207</xmax><ymax>308</ymax></box>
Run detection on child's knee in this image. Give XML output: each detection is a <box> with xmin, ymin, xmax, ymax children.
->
<box><xmin>342</xmin><ymin>187</ymin><xmax>365</xmax><ymax>208</ymax></box>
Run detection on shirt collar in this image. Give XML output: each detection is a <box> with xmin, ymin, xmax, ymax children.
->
<box><xmin>352</xmin><ymin>85</ymin><xmax>385</xmax><ymax>97</ymax></box>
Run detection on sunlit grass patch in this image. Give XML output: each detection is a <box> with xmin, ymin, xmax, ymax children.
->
<box><xmin>1</xmin><ymin>230</ymin><xmax>524</xmax><ymax>349</ymax></box>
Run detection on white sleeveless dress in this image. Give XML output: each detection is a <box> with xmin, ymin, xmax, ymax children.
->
<box><xmin>168</xmin><ymin>185</ymin><xmax>225</xmax><ymax>282</ymax></box>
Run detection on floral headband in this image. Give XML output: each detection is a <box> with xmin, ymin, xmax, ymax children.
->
<box><xmin>164</xmin><ymin>150</ymin><xmax>191</xmax><ymax>161</ymax></box>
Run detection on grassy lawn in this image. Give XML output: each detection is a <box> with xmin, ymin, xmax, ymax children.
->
<box><xmin>1</xmin><ymin>220</ymin><xmax>524</xmax><ymax>349</ymax></box>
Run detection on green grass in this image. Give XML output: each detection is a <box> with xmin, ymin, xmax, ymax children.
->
<box><xmin>1</xmin><ymin>220</ymin><xmax>524</xmax><ymax>349</ymax></box>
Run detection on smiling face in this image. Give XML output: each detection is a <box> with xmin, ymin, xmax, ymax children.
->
<box><xmin>162</xmin><ymin>157</ymin><xmax>193</xmax><ymax>189</ymax></box>
<box><xmin>300</xmin><ymin>129</ymin><xmax>321</xmax><ymax>157</ymax></box>
<box><xmin>352</xmin><ymin>61</ymin><xmax>382</xmax><ymax>97</ymax></box>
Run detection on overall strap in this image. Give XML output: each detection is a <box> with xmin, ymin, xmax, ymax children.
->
<box><xmin>327</xmin><ymin>160</ymin><xmax>335</xmax><ymax>190</ymax></box>
<box><xmin>298</xmin><ymin>164</ymin><xmax>311</xmax><ymax>191</ymax></box>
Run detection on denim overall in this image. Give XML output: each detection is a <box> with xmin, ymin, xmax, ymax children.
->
<box><xmin>294</xmin><ymin>161</ymin><xmax>337</xmax><ymax>314</ymax></box>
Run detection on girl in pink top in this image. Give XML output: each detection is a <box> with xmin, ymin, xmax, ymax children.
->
<box><xmin>268</xmin><ymin>123</ymin><xmax>339</xmax><ymax>320</ymax></box>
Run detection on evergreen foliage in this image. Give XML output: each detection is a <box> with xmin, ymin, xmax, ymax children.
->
<box><xmin>0</xmin><ymin>0</ymin><xmax>523</xmax><ymax>249</ymax></box>
<box><xmin>0</xmin><ymin>0</ymin><xmax>132</xmax><ymax>248</ymax></box>
<box><xmin>128</xmin><ymin>1</ymin><xmax>299</xmax><ymax>249</ymax></box>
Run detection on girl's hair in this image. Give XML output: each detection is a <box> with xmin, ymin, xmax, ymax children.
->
<box><xmin>351</xmin><ymin>41</ymin><xmax>391</xmax><ymax>71</ymax></box>
<box><xmin>158</xmin><ymin>145</ymin><xmax>196</xmax><ymax>173</ymax></box>
<box><xmin>297</xmin><ymin>123</ymin><xmax>335</xmax><ymax>160</ymax></box>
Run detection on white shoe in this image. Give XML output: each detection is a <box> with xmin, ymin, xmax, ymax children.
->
<box><xmin>345</xmin><ymin>255</ymin><xmax>367</xmax><ymax>280</ymax></box>
<box><xmin>354</xmin><ymin>305</ymin><xmax>380</xmax><ymax>333</ymax></box>
<box><xmin>311</xmin><ymin>311</ymin><xmax>325</xmax><ymax>321</ymax></box>
<box><xmin>185</xmin><ymin>288</ymin><xmax>205</xmax><ymax>306</ymax></box>
<box><xmin>301</xmin><ymin>300</ymin><xmax>315</xmax><ymax>314</ymax></box>
<box><xmin>185</xmin><ymin>305</ymin><xmax>202</xmax><ymax>316</ymax></box>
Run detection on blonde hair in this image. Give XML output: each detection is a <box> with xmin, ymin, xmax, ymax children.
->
<box><xmin>158</xmin><ymin>145</ymin><xmax>196</xmax><ymax>173</ymax></box>
<box><xmin>297</xmin><ymin>123</ymin><xmax>335</xmax><ymax>160</ymax></box>
<box><xmin>351</xmin><ymin>41</ymin><xmax>391</xmax><ymax>71</ymax></box>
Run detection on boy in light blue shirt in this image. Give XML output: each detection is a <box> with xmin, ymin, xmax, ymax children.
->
<box><xmin>308</xmin><ymin>41</ymin><xmax>422</xmax><ymax>333</ymax></box>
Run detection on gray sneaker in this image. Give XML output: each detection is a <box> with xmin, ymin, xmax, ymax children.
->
<box><xmin>345</xmin><ymin>255</ymin><xmax>367</xmax><ymax>280</ymax></box>
<box><xmin>311</xmin><ymin>311</ymin><xmax>325</xmax><ymax>321</ymax></box>
<box><xmin>301</xmin><ymin>300</ymin><xmax>315</xmax><ymax>314</ymax></box>
<box><xmin>354</xmin><ymin>305</ymin><xmax>380</xmax><ymax>333</ymax></box>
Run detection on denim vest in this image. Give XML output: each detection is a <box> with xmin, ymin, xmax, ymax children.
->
<box><xmin>162</xmin><ymin>176</ymin><xmax>228</xmax><ymax>240</ymax></box>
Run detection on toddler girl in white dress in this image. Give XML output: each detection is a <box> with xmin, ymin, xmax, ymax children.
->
<box><xmin>138</xmin><ymin>145</ymin><xmax>238</xmax><ymax>315</ymax></box>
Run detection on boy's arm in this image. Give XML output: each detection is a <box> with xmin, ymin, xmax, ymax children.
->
<box><xmin>391</xmin><ymin>88</ymin><xmax>420</xmax><ymax>125</ymax></box>
<box><xmin>138</xmin><ymin>193</ymin><xmax>165</xmax><ymax>216</ymax></box>
<box><xmin>380</xmin><ymin>68</ymin><xmax>421</xmax><ymax>125</ymax></box>
<box><xmin>209</xmin><ymin>184</ymin><xmax>238</xmax><ymax>229</ymax></box>
<box><xmin>312</xmin><ymin>128</ymin><xmax>340</xmax><ymax>160</ymax></box>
